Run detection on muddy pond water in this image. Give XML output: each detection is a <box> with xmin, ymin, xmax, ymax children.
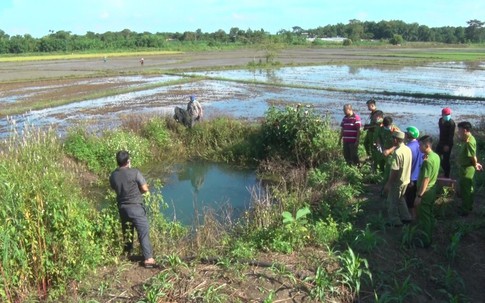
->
<box><xmin>2</xmin><ymin>62</ymin><xmax>485</xmax><ymax>137</ymax></box>
<box><xmin>146</xmin><ymin>161</ymin><xmax>259</xmax><ymax>225</ymax></box>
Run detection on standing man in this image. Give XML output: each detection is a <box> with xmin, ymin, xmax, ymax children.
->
<box><xmin>339</xmin><ymin>104</ymin><xmax>361</xmax><ymax>165</ymax></box>
<box><xmin>404</xmin><ymin>126</ymin><xmax>423</xmax><ymax>218</ymax></box>
<box><xmin>383</xmin><ymin>131</ymin><xmax>413</xmax><ymax>227</ymax></box>
<box><xmin>110</xmin><ymin>150</ymin><xmax>156</xmax><ymax>268</ymax></box>
<box><xmin>436</xmin><ymin>107</ymin><xmax>455</xmax><ymax>178</ymax></box>
<box><xmin>457</xmin><ymin>122</ymin><xmax>483</xmax><ymax>215</ymax></box>
<box><xmin>187</xmin><ymin>95</ymin><xmax>203</xmax><ymax>128</ymax></box>
<box><xmin>414</xmin><ymin>136</ymin><xmax>440</xmax><ymax>247</ymax></box>
<box><xmin>363</xmin><ymin>98</ymin><xmax>379</xmax><ymax>158</ymax></box>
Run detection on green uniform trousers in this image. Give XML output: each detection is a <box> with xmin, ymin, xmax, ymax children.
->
<box><xmin>459</xmin><ymin>166</ymin><xmax>475</xmax><ymax>213</ymax></box>
<box><xmin>416</xmin><ymin>186</ymin><xmax>437</xmax><ymax>247</ymax></box>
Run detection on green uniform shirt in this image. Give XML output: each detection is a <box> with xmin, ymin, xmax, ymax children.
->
<box><xmin>417</xmin><ymin>151</ymin><xmax>440</xmax><ymax>191</ymax></box>
<box><xmin>458</xmin><ymin>134</ymin><xmax>476</xmax><ymax>167</ymax></box>
<box><xmin>390</xmin><ymin>143</ymin><xmax>412</xmax><ymax>185</ymax></box>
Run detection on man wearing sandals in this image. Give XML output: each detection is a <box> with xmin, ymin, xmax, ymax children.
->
<box><xmin>110</xmin><ymin>150</ymin><xmax>156</xmax><ymax>268</ymax></box>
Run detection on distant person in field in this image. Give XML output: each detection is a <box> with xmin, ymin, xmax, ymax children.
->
<box><xmin>436</xmin><ymin>107</ymin><xmax>455</xmax><ymax>178</ymax></box>
<box><xmin>413</xmin><ymin>135</ymin><xmax>440</xmax><ymax>247</ymax></box>
<box><xmin>339</xmin><ymin>104</ymin><xmax>361</xmax><ymax>165</ymax></box>
<box><xmin>187</xmin><ymin>95</ymin><xmax>203</xmax><ymax>128</ymax></box>
<box><xmin>109</xmin><ymin>151</ymin><xmax>156</xmax><ymax>268</ymax></box>
<box><xmin>383</xmin><ymin>131</ymin><xmax>412</xmax><ymax>227</ymax></box>
<box><xmin>456</xmin><ymin>121</ymin><xmax>483</xmax><ymax>216</ymax></box>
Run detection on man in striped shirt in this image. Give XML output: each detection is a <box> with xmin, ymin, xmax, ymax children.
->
<box><xmin>340</xmin><ymin>104</ymin><xmax>362</xmax><ymax>165</ymax></box>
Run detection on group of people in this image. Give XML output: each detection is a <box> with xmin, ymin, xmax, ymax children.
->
<box><xmin>340</xmin><ymin>99</ymin><xmax>482</xmax><ymax>247</ymax></box>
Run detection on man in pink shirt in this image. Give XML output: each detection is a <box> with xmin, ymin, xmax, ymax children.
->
<box><xmin>340</xmin><ymin>104</ymin><xmax>362</xmax><ymax>165</ymax></box>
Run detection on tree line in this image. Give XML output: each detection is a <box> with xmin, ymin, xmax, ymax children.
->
<box><xmin>0</xmin><ymin>19</ymin><xmax>483</xmax><ymax>54</ymax></box>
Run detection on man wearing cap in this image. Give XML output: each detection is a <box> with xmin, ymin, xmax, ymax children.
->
<box><xmin>404</xmin><ymin>126</ymin><xmax>423</xmax><ymax>218</ymax></box>
<box><xmin>187</xmin><ymin>95</ymin><xmax>203</xmax><ymax>128</ymax></box>
<box><xmin>437</xmin><ymin>107</ymin><xmax>455</xmax><ymax>178</ymax></box>
<box><xmin>457</xmin><ymin>121</ymin><xmax>483</xmax><ymax>215</ymax></box>
<box><xmin>383</xmin><ymin>131</ymin><xmax>413</xmax><ymax>227</ymax></box>
<box><xmin>339</xmin><ymin>104</ymin><xmax>361</xmax><ymax>165</ymax></box>
<box><xmin>413</xmin><ymin>135</ymin><xmax>440</xmax><ymax>247</ymax></box>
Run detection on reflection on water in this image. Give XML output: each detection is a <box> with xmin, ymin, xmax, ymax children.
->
<box><xmin>149</xmin><ymin>162</ymin><xmax>258</xmax><ymax>225</ymax></box>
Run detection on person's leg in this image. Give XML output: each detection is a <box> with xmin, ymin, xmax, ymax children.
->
<box><xmin>387</xmin><ymin>186</ymin><xmax>402</xmax><ymax>226</ymax></box>
<box><xmin>343</xmin><ymin>142</ymin><xmax>351</xmax><ymax>164</ymax></box>
<box><xmin>128</xmin><ymin>205</ymin><xmax>153</xmax><ymax>261</ymax></box>
<box><xmin>459</xmin><ymin>166</ymin><xmax>475</xmax><ymax>213</ymax></box>
<box><xmin>416</xmin><ymin>188</ymin><xmax>436</xmax><ymax>247</ymax></box>
<box><xmin>442</xmin><ymin>149</ymin><xmax>452</xmax><ymax>178</ymax></box>
<box><xmin>119</xmin><ymin>208</ymin><xmax>134</xmax><ymax>254</ymax></box>
<box><xmin>397</xmin><ymin>184</ymin><xmax>412</xmax><ymax>222</ymax></box>
<box><xmin>364</xmin><ymin>132</ymin><xmax>372</xmax><ymax>157</ymax></box>
<box><xmin>351</xmin><ymin>143</ymin><xmax>360</xmax><ymax>165</ymax></box>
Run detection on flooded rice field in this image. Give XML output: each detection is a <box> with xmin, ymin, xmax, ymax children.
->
<box><xmin>1</xmin><ymin>61</ymin><xmax>485</xmax><ymax>137</ymax></box>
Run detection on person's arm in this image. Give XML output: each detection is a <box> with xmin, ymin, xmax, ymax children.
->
<box><xmin>414</xmin><ymin>177</ymin><xmax>430</xmax><ymax>207</ymax></box>
<box><xmin>139</xmin><ymin>183</ymin><xmax>149</xmax><ymax>193</ymax></box>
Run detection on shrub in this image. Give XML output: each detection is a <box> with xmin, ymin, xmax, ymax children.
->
<box><xmin>64</xmin><ymin>128</ymin><xmax>151</xmax><ymax>176</ymax></box>
<box><xmin>262</xmin><ymin>105</ymin><xmax>340</xmax><ymax>167</ymax></box>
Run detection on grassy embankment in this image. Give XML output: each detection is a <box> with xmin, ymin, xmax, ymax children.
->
<box><xmin>1</xmin><ymin>104</ymin><xmax>484</xmax><ymax>302</ymax></box>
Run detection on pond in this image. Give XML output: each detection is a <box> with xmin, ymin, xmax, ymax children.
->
<box><xmin>2</xmin><ymin>62</ymin><xmax>485</xmax><ymax>137</ymax></box>
<box><xmin>147</xmin><ymin>161</ymin><xmax>259</xmax><ymax>225</ymax></box>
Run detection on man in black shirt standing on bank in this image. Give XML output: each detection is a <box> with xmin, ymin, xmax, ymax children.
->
<box><xmin>436</xmin><ymin>107</ymin><xmax>455</xmax><ymax>178</ymax></box>
<box><xmin>110</xmin><ymin>150</ymin><xmax>156</xmax><ymax>268</ymax></box>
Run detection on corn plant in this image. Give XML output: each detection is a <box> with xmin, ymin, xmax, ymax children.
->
<box><xmin>336</xmin><ymin>247</ymin><xmax>372</xmax><ymax>298</ymax></box>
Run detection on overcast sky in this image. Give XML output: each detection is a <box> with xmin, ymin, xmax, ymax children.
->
<box><xmin>1</xmin><ymin>0</ymin><xmax>483</xmax><ymax>37</ymax></box>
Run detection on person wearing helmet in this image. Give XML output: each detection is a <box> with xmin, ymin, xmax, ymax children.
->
<box><xmin>404</xmin><ymin>126</ymin><xmax>423</xmax><ymax>219</ymax></box>
<box><xmin>436</xmin><ymin>107</ymin><xmax>455</xmax><ymax>178</ymax></box>
<box><xmin>187</xmin><ymin>95</ymin><xmax>203</xmax><ymax>128</ymax></box>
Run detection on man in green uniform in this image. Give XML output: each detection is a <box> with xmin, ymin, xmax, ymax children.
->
<box><xmin>384</xmin><ymin>131</ymin><xmax>412</xmax><ymax>227</ymax></box>
<box><xmin>414</xmin><ymin>135</ymin><xmax>440</xmax><ymax>247</ymax></box>
<box><xmin>457</xmin><ymin>122</ymin><xmax>483</xmax><ymax>215</ymax></box>
<box><xmin>363</xmin><ymin>99</ymin><xmax>379</xmax><ymax>158</ymax></box>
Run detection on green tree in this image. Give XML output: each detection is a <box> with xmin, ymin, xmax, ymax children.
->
<box><xmin>465</xmin><ymin>19</ymin><xmax>484</xmax><ymax>42</ymax></box>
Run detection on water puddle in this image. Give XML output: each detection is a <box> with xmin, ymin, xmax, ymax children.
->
<box><xmin>147</xmin><ymin>162</ymin><xmax>259</xmax><ymax>225</ymax></box>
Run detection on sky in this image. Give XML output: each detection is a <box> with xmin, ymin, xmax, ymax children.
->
<box><xmin>0</xmin><ymin>0</ymin><xmax>483</xmax><ymax>38</ymax></box>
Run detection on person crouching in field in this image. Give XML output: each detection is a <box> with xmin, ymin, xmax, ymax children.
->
<box><xmin>187</xmin><ymin>95</ymin><xmax>203</xmax><ymax>128</ymax></box>
<box><xmin>339</xmin><ymin>104</ymin><xmax>361</xmax><ymax>166</ymax></box>
<box><xmin>413</xmin><ymin>135</ymin><xmax>440</xmax><ymax>247</ymax></box>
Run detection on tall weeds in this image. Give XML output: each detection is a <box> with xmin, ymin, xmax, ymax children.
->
<box><xmin>0</xmin><ymin>124</ymin><xmax>116</xmax><ymax>301</ymax></box>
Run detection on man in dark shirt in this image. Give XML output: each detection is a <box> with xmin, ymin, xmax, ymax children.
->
<box><xmin>436</xmin><ymin>107</ymin><xmax>455</xmax><ymax>178</ymax></box>
<box><xmin>109</xmin><ymin>150</ymin><xmax>155</xmax><ymax>267</ymax></box>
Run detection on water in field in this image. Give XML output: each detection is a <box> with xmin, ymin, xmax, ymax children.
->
<box><xmin>147</xmin><ymin>161</ymin><xmax>259</xmax><ymax>225</ymax></box>
<box><xmin>2</xmin><ymin>62</ymin><xmax>485</xmax><ymax>137</ymax></box>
